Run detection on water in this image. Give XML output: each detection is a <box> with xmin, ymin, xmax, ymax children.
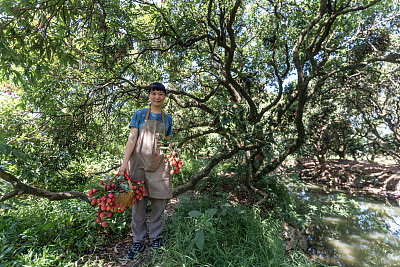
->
<box><xmin>293</xmin><ymin>183</ymin><xmax>400</xmax><ymax>266</ymax></box>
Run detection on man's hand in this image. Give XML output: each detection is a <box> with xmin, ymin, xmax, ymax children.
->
<box><xmin>118</xmin><ymin>163</ymin><xmax>129</xmax><ymax>176</ymax></box>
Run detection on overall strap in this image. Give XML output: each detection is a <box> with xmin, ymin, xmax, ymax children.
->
<box><xmin>145</xmin><ymin>107</ymin><xmax>165</xmax><ymax>123</ymax></box>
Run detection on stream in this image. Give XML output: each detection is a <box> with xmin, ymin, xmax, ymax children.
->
<box><xmin>293</xmin><ymin>183</ymin><xmax>400</xmax><ymax>266</ymax></box>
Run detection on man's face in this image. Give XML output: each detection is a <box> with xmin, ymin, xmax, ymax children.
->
<box><xmin>149</xmin><ymin>90</ymin><xmax>166</xmax><ymax>107</ymax></box>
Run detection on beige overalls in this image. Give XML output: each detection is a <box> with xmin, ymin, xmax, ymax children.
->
<box><xmin>129</xmin><ymin>108</ymin><xmax>172</xmax><ymax>242</ymax></box>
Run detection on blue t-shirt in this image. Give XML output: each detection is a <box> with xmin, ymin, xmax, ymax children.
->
<box><xmin>129</xmin><ymin>108</ymin><xmax>173</xmax><ymax>136</ymax></box>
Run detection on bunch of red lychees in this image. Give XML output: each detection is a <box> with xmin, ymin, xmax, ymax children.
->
<box><xmin>158</xmin><ymin>140</ymin><xmax>183</xmax><ymax>175</ymax></box>
<box><xmin>88</xmin><ymin>174</ymin><xmax>145</xmax><ymax>228</ymax></box>
<box><xmin>166</xmin><ymin>150</ymin><xmax>183</xmax><ymax>175</ymax></box>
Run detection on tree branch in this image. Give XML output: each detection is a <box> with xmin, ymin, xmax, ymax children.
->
<box><xmin>0</xmin><ymin>168</ymin><xmax>90</xmax><ymax>203</ymax></box>
<box><xmin>172</xmin><ymin>143</ymin><xmax>259</xmax><ymax>196</ymax></box>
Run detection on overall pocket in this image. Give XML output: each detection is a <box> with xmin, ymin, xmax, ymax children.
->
<box><xmin>145</xmin><ymin>161</ymin><xmax>172</xmax><ymax>199</ymax></box>
<box><xmin>141</xmin><ymin>133</ymin><xmax>164</xmax><ymax>171</ymax></box>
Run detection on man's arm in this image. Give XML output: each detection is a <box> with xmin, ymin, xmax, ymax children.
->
<box><xmin>118</xmin><ymin>127</ymin><xmax>139</xmax><ymax>175</ymax></box>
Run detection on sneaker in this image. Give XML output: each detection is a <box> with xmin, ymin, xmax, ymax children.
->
<box><xmin>151</xmin><ymin>238</ymin><xmax>162</xmax><ymax>249</ymax></box>
<box><xmin>150</xmin><ymin>238</ymin><xmax>163</xmax><ymax>255</ymax></box>
<box><xmin>127</xmin><ymin>242</ymin><xmax>145</xmax><ymax>259</ymax></box>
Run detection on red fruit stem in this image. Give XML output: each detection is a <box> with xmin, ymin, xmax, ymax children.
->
<box><xmin>124</xmin><ymin>173</ymin><xmax>131</xmax><ymax>181</ymax></box>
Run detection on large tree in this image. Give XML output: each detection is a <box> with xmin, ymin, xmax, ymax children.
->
<box><xmin>0</xmin><ymin>0</ymin><xmax>399</xmax><ymax>204</ymax></box>
<box><xmin>345</xmin><ymin>62</ymin><xmax>400</xmax><ymax>163</ymax></box>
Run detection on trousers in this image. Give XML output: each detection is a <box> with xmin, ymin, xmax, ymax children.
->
<box><xmin>131</xmin><ymin>196</ymin><xmax>166</xmax><ymax>243</ymax></box>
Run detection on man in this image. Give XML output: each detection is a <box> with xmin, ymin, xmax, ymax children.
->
<box><xmin>118</xmin><ymin>82</ymin><xmax>173</xmax><ymax>259</ymax></box>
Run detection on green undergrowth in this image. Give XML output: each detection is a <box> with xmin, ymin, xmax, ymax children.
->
<box><xmin>0</xmin><ymin>160</ymin><xmax>316</xmax><ymax>267</ymax></box>
<box><xmin>161</xmin><ymin>194</ymin><xmax>311</xmax><ymax>267</ymax></box>
<box><xmin>0</xmin><ymin>192</ymin><xmax>314</xmax><ymax>266</ymax></box>
<box><xmin>0</xmin><ymin>196</ymin><xmax>131</xmax><ymax>266</ymax></box>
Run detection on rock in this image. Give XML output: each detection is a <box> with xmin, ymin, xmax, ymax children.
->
<box><xmin>385</xmin><ymin>174</ymin><xmax>400</xmax><ymax>191</ymax></box>
<box><xmin>283</xmin><ymin>223</ymin><xmax>308</xmax><ymax>252</ymax></box>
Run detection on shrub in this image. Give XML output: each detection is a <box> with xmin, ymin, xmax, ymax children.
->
<box><xmin>0</xmin><ymin>196</ymin><xmax>131</xmax><ymax>266</ymax></box>
<box><xmin>162</xmin><ymin>194</ymin><xmax>311</xmax><ymax>266</ymax></box>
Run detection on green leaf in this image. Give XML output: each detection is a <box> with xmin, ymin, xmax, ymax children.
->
<box><xmin>193</xmin><ymin>230</ymin><xmax>204</xmax><ymax>250</ymax></box>
<box><xmin>205</xmin><ymin>208</ymin><xmax>218</xmax><ymax>216</ymax></box>
<box><xmin>220</xmin><ymin>217</ymin><xmax>228</xmax><ymax>226</ymax></box>
<box><xmin>67</xmin><ymin>215</ymin><xmax>73</xmax><ymax>226</ymax></box>
<box><xmin>11</xmin><ymin>70</ymin><xmax>25</xmax><ymax>86</ymax></box>
<box><xmin>188</xmin><ymin>210</ymin><xmax>203</xmax><ymax>217</ymax></box>
<box><xmin>119</xmin><ymin>183</ymin><xmax>130</xmax><ymax>191</ymax></box>
<box><xmin>0</xmin><ymin>203</ymin><xmax>14</xmax><ymax>210</ymax></box>
<box><xmin>0</xmin><ymin>143</ymin><xmax>9</xmax><ymax>155</ymax></box>
<box><xmin>46</xmin><ymin>46</ymin><xmax>52</xmax><ymax>60</ymax></box>
<box><xmin>40</xmin><ymin>46</ymin><xmax>45</xmax><ymax>58</ymax></box>
<box><xmin>35</xmin><ymin>64</ymin><xmax>42</xmax><ymax>80</ymax></box>
<box><xmin>0</xmin><ymin>246</ymin><xmax>14</xmax><ymax>259</ymax></box>
<box><xmin>41</xmin><ymin>221</ymin><xmax>55</xmax><ymax>231</ymax></box>
<box><xmin>11</xmin><ymin>149</ymin><xmax>26</xmax><ymax>160</ymax></box>
<box><xmin>63</xmin><ymin>8</ymin><xmax>71</xmax><ymax>26</ymax></box>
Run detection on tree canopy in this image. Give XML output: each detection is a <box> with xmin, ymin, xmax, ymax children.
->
<box><xmin>1</xmin><ymin>0</ymin><xmax>399</xmax><ymax>204</ymax></box>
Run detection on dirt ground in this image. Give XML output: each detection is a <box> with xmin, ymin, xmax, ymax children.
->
<box><xmin>296</xmin><ymin>158</ymin><xmax>400</xmax><ymax>201</ymax></box>
<box><xmin>92</xmin><ymin>232</ymin><xmax>164</xmax><ymax>267</ymax></box>
<box><xmin>93</xmin><ymin>198</ymin><xmax>181</xmax><ymax>267</ymax></box>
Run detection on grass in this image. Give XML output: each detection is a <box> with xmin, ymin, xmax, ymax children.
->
<box><xmin>161</xmin><ymin>194</ymin><xmax>312</xmax><ymax>267</ymax></box>
<box><xmin>0</xmin><ymin>158</ymin><xmax>317</xmax><ymax>267</ymax></box>
<box><xmin>0</xmin><ymin>193</ymin><xmax>314</xmax><ymax>267</ymax></box>
<box><xmin>0</xmin><ymin>196</ymin><xmax>131</xmax><ymax>266</ymax></box>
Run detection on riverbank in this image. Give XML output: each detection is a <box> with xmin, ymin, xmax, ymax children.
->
<box><xmin>296</xmin><ymin>158</ymin><xmax>400</xmax><ymax>202</ymax></box>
